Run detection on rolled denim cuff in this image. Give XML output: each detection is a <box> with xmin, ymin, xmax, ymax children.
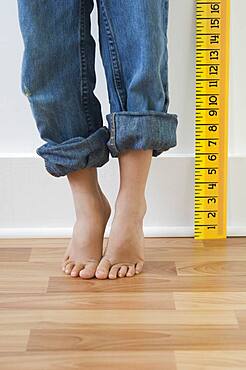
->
<box><xmin>36</xmin><ymin>126</ymin><xmax>110</xmax><ymax>177</ymax></box>
<box><xmin>106</xmin><ymin>111</ymin><xmax>178</xmax><ymax>158</ymax></box>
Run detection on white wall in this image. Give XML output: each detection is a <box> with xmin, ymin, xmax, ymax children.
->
<box><xmin>0</xmin><ymin>1</ymin><xmax>245</xmax><ymax>237</ymax></box>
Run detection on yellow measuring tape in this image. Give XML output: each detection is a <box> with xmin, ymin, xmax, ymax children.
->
<box><xmin>195</xmin><ymin>0</ymin><xmax>230</xmax><ymax>239</ymax></box>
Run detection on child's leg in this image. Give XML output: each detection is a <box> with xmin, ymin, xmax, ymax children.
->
<box><xmin>64</xmin><ymin>167</ymin><xmax>111</xmax><ymax>278</ymax></box>
<box><xmin>17</xmin><ymin>0</ymin><xmax>111</xmax><ymax>278</ymax></box>
<box><xmin>95</xmin><ymin>0</ymin><xmax>179</xmax><ymax>278</ymax></box>
<box><xmin>96</xmin><ymin>149</ymin><xmax>151</xmax><ymax>279</ymax></box>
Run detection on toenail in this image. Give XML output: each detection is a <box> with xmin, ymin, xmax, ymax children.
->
<box><xmin>97</xmin><ymin>270</ymin><xmax>104</xmax><ymax>276</ymax></box>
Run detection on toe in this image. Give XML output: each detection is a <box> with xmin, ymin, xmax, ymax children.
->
<box><xmin>70</xmin><ymin>263</ymin><xmax>85</xmax><ymax>277</ymax></box>
<box><xmin>109</xmin><ymin>265</ymin><xmax>120</xmax><ymax>279</ymax></box>
<box><xmin>62</xmin><ymin>247</ymin><xmax>71</xmax><ymax>265</ymax></box>
<box><xmin>79</xmin><ymin>261</ymin><xmax>98</xmax><ymax>279</ymax></box>
<box><xmin>62</xmin><ymin>252</ymin><xmax>69</xmax><ymax>263</ymax></box>
<box><xmin>95</xmin><ymin>258</ymin><xmax>111</xmax><ymax>279</ymax></box>
<box><xmin>118</xmin><ymin>265</ymin><xmax>128</xmax><ymax>278</ymax></box>
<box><xmin>64</xmin><ymin>262</ymin><xmax>75</xmax><ymax>274</ymax></box>
<box><xmin>62</xmin><ymin>258</ymin><xmax>72</xmax><ymax>271</ymax></box>
<box><xmin>136</xmin><ymin>261</ymin><xmax>144</xmax><ymax>274</ymax></box>
<box><xmin>126</xmin><ymin>265</ymin><xmax>136</xmax><ymax>277</ymax></box>
<box><xmin>61</xmin><ymin>258</ymin><xmax>69</xmax><ymax>269</ymax></box>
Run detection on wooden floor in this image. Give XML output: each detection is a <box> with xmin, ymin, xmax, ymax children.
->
<box><xmin>0</xmin><ymin>237</ymin><xmax>246</xmax><ymax>369</ymax></box>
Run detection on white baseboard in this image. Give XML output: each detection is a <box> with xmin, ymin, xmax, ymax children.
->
<box><xmin>0</xmin><ymin>226</ymin><xmax>245</xmax><ymax>239</ymax></box>
<box><xmin>0</xmin><ymin>154</ymin><xmax>245</xmax><ymax>238</ymax></box>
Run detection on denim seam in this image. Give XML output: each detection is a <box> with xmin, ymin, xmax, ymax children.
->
<box><xmin>111</xmin><ymin>111</ymin><xmax>178</xmax><ymax>118</ymax></box>
<box><xmin>79</xmin><ymin>0</ymin><xmax>94</xmax><ymax>134</ymax></box>
<box><xmin>107</xmin><ymin>112</ymin><xmax>120</xmax><ymax>156</ymax></box>
<box><xmin>99</xmin><ymin>0</ymin><xmax>126</xmax><ymax>111</ymax></box>
<box><xmin>162</xmin><ymin>0</ymin><xmax>170</xmax><ymax>113</ymax></box>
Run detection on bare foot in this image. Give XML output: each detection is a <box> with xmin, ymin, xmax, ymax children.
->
<box><xmin>95</xmin><ymin>192</ymin><xmax>146</xmax><ymax>279</ymax></box>
<box><xmin>62</xmin><ymin>187</ymin><xmax>111</xmax><ymax>279</ymax></box>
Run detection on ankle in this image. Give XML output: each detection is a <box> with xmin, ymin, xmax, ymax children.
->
<box><xmin>115</xmin><ymin>191</ymin><xmax>147</xmax><ymax>219</ymax></box>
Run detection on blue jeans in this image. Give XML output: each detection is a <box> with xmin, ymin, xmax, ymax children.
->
<box><xmin>17</xmin><ymin>0</ymin><xmax>179</xmax><ymax>177</ymax></box>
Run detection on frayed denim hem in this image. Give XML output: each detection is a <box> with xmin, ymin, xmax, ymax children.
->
<box><xmin>36</xmin><ymin>126</ymin><xmax>110</xmax><ymax>177</ymax></box>
<box><xmin>105</xmin><ymin>111</ymin><xmax>178</xmax><ymax>158</ymax></box>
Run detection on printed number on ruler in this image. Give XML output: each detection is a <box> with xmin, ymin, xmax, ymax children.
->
<box><xmin>195</xmin><ymin>0</ymin><xmax>230</xmax><ymax>239</ymax></box>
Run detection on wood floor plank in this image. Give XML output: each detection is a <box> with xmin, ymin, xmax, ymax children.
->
<box><xmin>145</xmin><ymin>246</ymin><xmax>246</xmax><ymax>262</ymax></box>
<box><xmin>0</xmin><ymin>261</ymin><xmax>177</xmax><ymax>278</ymax></box>
<box><xmin>27</xmin><ymin>326</ymin><xmax>246</xmax><ymax>351</ymax></box>
<box><xmin>0</xmin><ymin>309</ymin><xmax>237</xmax><ymax>330</ymax></box>
<box><xmin>0</xmin><ymin>351</ymin><xmax>176</xmax><ymax>370</ymax></box>
<box><xmin>175</xmin><ymin>350</ymin><xmax>246</xmax><ymax>369</ymax></box>
<box><xmin>0</xmin><ymin>278</ymin><xmax>48</xmax><ymax>293</ymax></box>
<box><xmin>175</xmin><ymin>261</ymin><xmax>246</xmax><ymax>276</ymax></box>
<box><xmin>174</xmin><ymin>292</ymin><xmax>246</xmax><ymax>310</ymax></box>
<box><xmin>0</xmin><ymin>248</ymin><xmax>31</xmax><ymax>262</ymax></box>
<box><xmin>29</xmin><ymin>245</ymin><xmax>246</xmax><ymax>262</ymax></box>
<box><xmin>30</xmin><ymin>247</ymin><xmax>67</xmax><ymax>262</ymax></box>
<box><xmin>0</xmin><ymin>262</ymin><xmax>62</xmax><ymax>278</ymax></box>
<box><xmin>48</xmin><ymin>275</ymin><xmax>246</xmax><ymax>292</ymax></box>
<box><xmin>0</xmin><ymin>330</ymin><xmax>29</xmax><ymax>352</ymax></box>
<box><xmin>0</xmin><ymin>238</ymin><xmax>69</xmax><ymax>247</ymax></box>
<box><xmin>144</xmin><ymin>237</ymin><xmax>246</xmax><ymax>249</ymax></box>
<box><xmin>0</xmin><ymin>292</ymin><xmax>174</xmax><ymax>310</ymax></box>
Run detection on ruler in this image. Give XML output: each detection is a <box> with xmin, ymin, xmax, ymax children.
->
<box><xmin>194</xmin><ymin>0</ymin><xmax>230</xmax><ymax>239</ymax></box>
